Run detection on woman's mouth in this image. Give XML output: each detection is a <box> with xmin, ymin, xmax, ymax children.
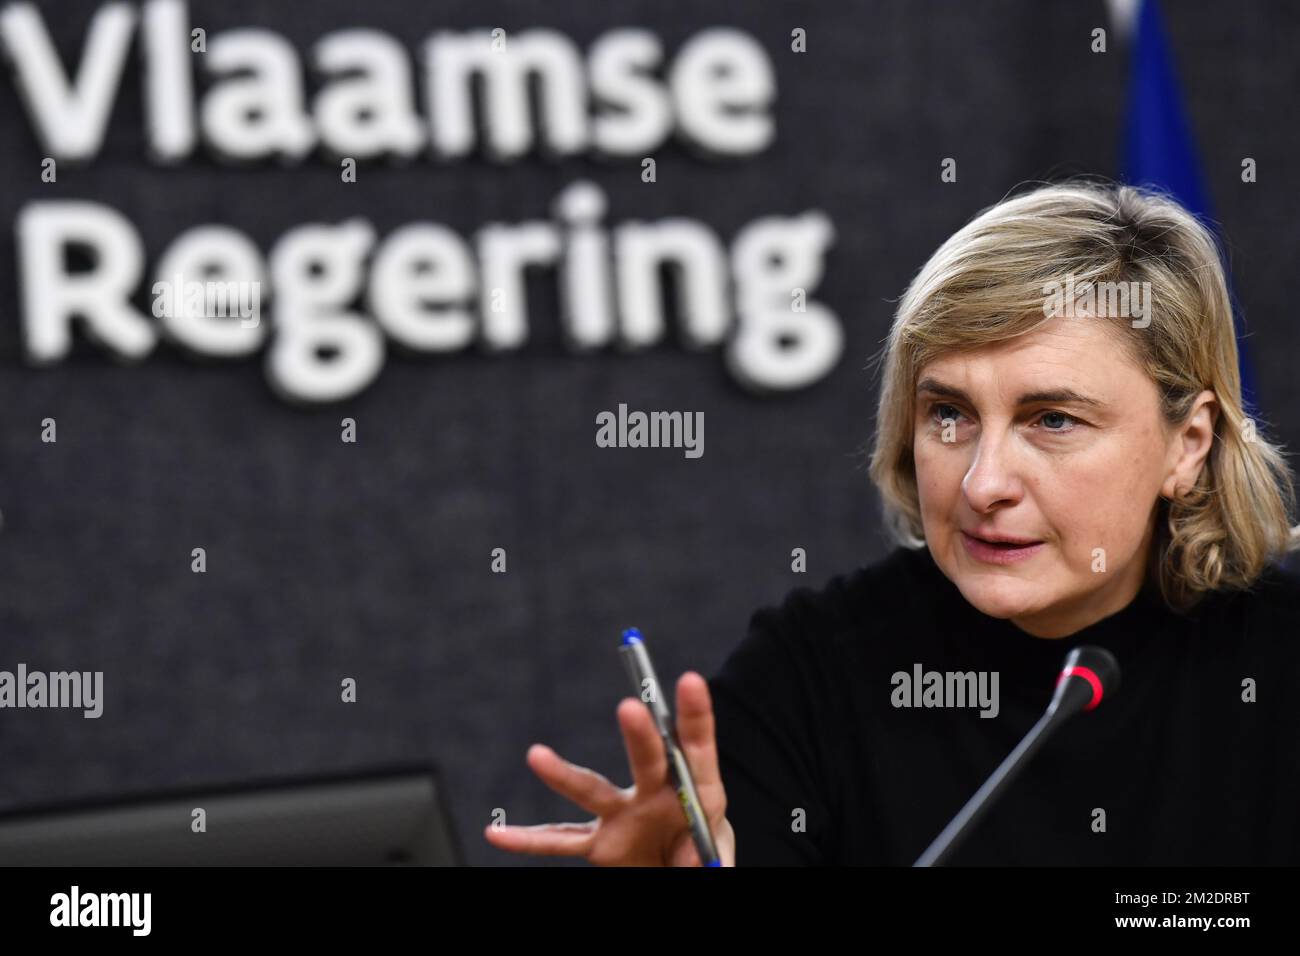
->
<box><xmin>960</xmin><ymin>531</ymin><xmax>1045</xmax><ymax>565</ymax></box>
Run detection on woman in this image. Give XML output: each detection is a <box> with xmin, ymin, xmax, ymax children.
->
<box><xmin>484</xmin><ymin>180</ymin><xmax>1300</xmax><ymax>866</ymax></box>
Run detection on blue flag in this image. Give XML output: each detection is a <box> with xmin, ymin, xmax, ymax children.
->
<box><xmin>1122</xmin><ymin>0</ymin><xmax>1257</xmax><ymax>415</ymax></box>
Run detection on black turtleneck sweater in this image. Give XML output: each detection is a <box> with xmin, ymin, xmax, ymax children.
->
<box><xmin>707</xmin><ymin>545</ymin><xmax>1300</xmax><ymax>865</ymax></box>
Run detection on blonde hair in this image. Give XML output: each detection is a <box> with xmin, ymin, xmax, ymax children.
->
<box><xmin>867</xmin><ymin>180</ymin><xmax>1299</xmax><ymax>612</ymax></box>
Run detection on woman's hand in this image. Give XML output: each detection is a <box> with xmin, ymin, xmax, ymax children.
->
<box><xmin>483</xmin><ymin>670</ymin><xmax>735</xmax><ymax>866</ymax></box>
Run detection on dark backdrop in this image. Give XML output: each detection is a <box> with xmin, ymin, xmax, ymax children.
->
<box><xmin>1</xmin><ymin>0</ymin><xmax>1297</xmax><ymax>865</ymax></box>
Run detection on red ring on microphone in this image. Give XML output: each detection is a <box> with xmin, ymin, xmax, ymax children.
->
<box><xmin>1055</xmin><ymin>665</ymin><xmax>1104</xmax><ymax>711</ymax></box>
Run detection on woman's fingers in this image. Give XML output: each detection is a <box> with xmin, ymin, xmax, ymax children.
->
<box><xmin>674</xmin><ymin>672</ymin><xmax>723</xmax><ymax>791</ymax></box>
<box><xmin>617</xmin><ymin>696</ymin><xmax>670</xmax><ymax>795</ymax></box>
<box><xmin>525</xmin><ymin>743</ymin><xmax>626</xmax><ymax>817</ymax></box>
<box><xmin>483</xmin><ymin>820</ymin><xmax>596</xmax><ymax>857</ymax></box>
<box><xmin>486</xmin><ymin>743</ymin><xmax>623</xmax><ymax>860</ymax></box>
<box><xmin>487</xmin><ymin>682</ymin><xmax>725</xmax><ymax>865</ymax></box>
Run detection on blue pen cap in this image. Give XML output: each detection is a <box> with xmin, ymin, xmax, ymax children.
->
<box><xmin>621</xmin><ymin>627</ymin><xmax>643</xmax><ymax>645</ymax></box>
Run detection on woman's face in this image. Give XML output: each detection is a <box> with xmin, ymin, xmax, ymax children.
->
<box><xmin>912</xmin><ymin>315</ymin><xmax>1217</xmax><ymax>638</ymax></box>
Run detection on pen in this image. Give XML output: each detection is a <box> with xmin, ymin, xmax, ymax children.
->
<box><xmin>618</xmin><ymin>626</ymin><xmax>722</xmax><ymax>867</ymax></box>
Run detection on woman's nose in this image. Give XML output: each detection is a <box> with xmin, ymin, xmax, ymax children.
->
<box><xmin>961</xmin><ymin>433</ymin><xmax>1024</xmax><ymax>511</ymax></box>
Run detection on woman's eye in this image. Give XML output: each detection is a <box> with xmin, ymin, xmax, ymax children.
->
<box><xmin>1035</xmin><ymin>410</ymin><xmax>1079</xmax><ymax>432</ymax></box>
<box><xmin>931</xmin><ymin>402</ymin><xmax>963</xmax><ymax>424</ymax></box>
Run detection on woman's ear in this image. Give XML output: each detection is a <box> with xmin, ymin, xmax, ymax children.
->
<box><xmin>1161</xmin><ymin>389</ymin><xmax>1219</xmax><ymax>500</ymax></box>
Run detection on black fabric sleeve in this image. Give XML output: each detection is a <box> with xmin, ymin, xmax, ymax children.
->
<box><xmin>707</xmin><ymin>594</ymin><xmax>841</xmax><ymax>865</ymax></box>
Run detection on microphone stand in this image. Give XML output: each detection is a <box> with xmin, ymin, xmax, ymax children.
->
<box><xmin>913</xmin><ymin>708</ymin><xmax>1058</xmax><ymax>867</ymax></box>
<box><xmin>913</xmin><ymin>645</ymin><xmax>1120</xmax><ymax>867</ymax></box>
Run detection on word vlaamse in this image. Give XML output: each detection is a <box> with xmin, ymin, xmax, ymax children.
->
<box><xmin>0</xmin><ymin>2</ymin><xmax>778</xmax><ymax>163</ymax></box>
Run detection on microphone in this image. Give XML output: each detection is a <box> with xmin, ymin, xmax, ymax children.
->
<box><xmin>912</xmin><ymin>645</ymin><xmax>1121</xmax><ymax>867</ymax></box>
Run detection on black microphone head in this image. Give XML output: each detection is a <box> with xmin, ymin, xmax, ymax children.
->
<box><xmin>1048</xmin><ymin>645</ymin><xmax>1121</xmax><ymax>717</ymax></box>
